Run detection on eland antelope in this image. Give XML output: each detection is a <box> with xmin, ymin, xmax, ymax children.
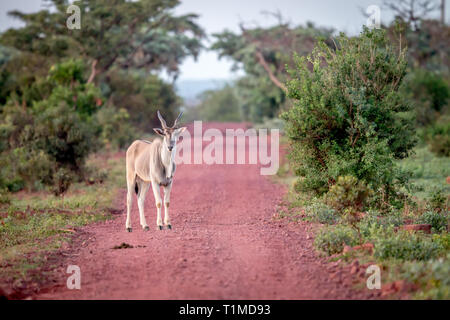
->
<box><xmin>125</xmin><ymin>111</ymin><xmax>186</xmax><ymax>231</ymax></box>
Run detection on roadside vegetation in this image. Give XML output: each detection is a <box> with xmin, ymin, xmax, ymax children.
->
<box><xmin>0</xmin><ymin>152</ymin><xmax>125</xmax><ymax>296</ymax></box>
<box><xmin>275</xmin><ymin>24</ymin><xmax>449</xmax><ymax>299</ymax></box>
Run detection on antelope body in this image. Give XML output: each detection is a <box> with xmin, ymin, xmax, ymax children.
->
<box><xmin>125</xmin><ymin>111</ymin><xmax>186</xmax><ymax>231</ymax></box>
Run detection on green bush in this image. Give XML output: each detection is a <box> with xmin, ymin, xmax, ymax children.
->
<box><xmin>186</xmin><ymin>85</ymin><xmax>243</xmax><ymax>122</ymax></box>
<box><xmin>427</xmin><ymin>117</ymin><xmax>450</xmax><ymax>157</ymax></box>
<box><xmin>326</xmin><ymin>176</ymin><xmax>371</xmax><ymax>214</ymax></box>
<box><xmin>0</xmin><ymin>188</ymin><xmax>10</xmax><ymax>205</ymax></box>
<box><xmin>303</xmin><ymin>199</ymin><xmax>339</xmax><ymax>224</ymax></box>
<box><xmin>106</xmin><ymin>70</ymin><xmax>180</xmax><ymax>131</ymax></box>
<box><xmin>400</xmin><ymin>69</ymin><xmax>449</xmax><ymax>127</ymax></box>
<box><xmin>0</xmin><ymin>59</ymin><xmax>134</xmax><ymax>193</ymax></box>
<box><xmin>418</xmin><ymin>211</ymin><xmax>448</xmax><ymax>233</ymax></box>
<box><xmin>282</xmin><ymin>27</ymin><xmax>416</xmax><ymax>198</ymax></box>
<box><xmin>427</xmin><ymin>188</ymin><xmax>447</xmax><ymax>211</ymax></box>
<box><xmin>400</xmin><ymin>253</ymin><xmax>450</xmax><ymax>299</ymax></box>
<box><xmin>314</xmin><ymin>225</ymin><xmax>359</xmax><ymax>255</ymax></box>
<box><xmin>95</xmin><ymin>106</ymin><xmax>138</xmax><ymax>150</ymax></box>
<box><xmin>373</xmin><ymin>232</ymin><xmax>443</xmax><ymax>261</ymax></box>
<box><xmin>432</xmin><ymin>233</ymin><xmax>450</xmax><ymax>251</ymax></box>
<box><xmin>52</xmin><ymin>167</ymin><xmax>74</xmax><ymax>196</ymax></box>
<box><xmin>358</xmin><ymin>211</ymin><xmax>402</xmax><ymax>240</ymax></box>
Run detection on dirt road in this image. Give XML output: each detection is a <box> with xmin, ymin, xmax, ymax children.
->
<box><xmin>36</xmin><ymin>123</ymin><xmax>375</xmax><ymax>299</ymax></box>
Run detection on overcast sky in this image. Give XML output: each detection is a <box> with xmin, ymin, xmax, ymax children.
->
<box><xmin>1</xmin><ymin>0</ymin><xmax>448</xmax><ymax>80</ymax></box>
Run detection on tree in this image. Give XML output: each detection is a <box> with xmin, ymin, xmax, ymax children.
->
<box><xmin>1</xmin><ymin>0</ymin><xmax>205</xmax><ymax>84</ymax></box>
<box><xmin>212</xmin><ymin>18</ymin><xmax>334</xmax><ymax>122</ymax></box>
<box><xmin>186</xmin><ymin>85</ymin><xmax>242</xmax><ymax>122</ymax></box>
<box><xmin>383</xmin><ymin>0</ymin><xmax>440</xmax><ymax>30</ymax></box>
<box><xmin>105</xmin><ymin>69</ymin><xmax>180</xmax><ymax>130</ymax></box>
<box><xmin>282</xmin><ymin>28</ymin><xmax>417</xmax><ymax>197</ymax></box>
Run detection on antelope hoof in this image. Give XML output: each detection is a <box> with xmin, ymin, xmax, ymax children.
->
<box><xmin>167</xmin><ymin>224</ymin><xmax>172</xmax><ymax>230</ymax></box>
<box><xmin>143</xmin><ymin>226</ymin><xmax>149</xmax><ymax>231</ymax></box>
<box><xmin>158</xmin><ymin>225</ymin><xmax>163</xmax><ymax>230</ymax></box>
<box><xmin>126</xmin><ymin>227</ymin><xmax>132</xmax><ymax>233</ymax></box>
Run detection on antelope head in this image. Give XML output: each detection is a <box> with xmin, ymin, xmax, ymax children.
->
<box><xmin>153</xmin><ymin>110</ymin><xmax>186</xmax><ymax>152</ymax></box>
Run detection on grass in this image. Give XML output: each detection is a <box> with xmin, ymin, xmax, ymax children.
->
<box><xmin>398</xmin><ymin>147</ymin><xmax>450</xmax><ymax>200</ymax></box>
<box><xmin>275</xmin><ymin>144</ymin><xmax>450</xmax><ymax>299</ymax></box>
<box><xmin>0</xmin><ymin>152</ymin><xmax>125</xmax><ymax>287</ymax></box>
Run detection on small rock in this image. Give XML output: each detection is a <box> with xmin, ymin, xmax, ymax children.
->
<box><xmin>351</xmin><ymin>243</ymin><xmax>374</xmax><ymax>254</ymax></box>
<box><xmin>350</xmin><ymin>265</ymin><xmax>359</xmax><ymax>275</ymax></box>
<box><xmin>343</xmin><ymin>245</ymin><xmax>352</xmax><ymax>254</ymax></box>
<box><xmin>401</xmin><ymin>224</ymin><xmax>432</xmax><ymax>234</ymax></box>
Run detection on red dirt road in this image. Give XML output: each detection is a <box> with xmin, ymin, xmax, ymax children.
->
<box><xmin>36</xmin><ymin>123</ymin><xmax>375</xmax><ymax>299</ymax></box>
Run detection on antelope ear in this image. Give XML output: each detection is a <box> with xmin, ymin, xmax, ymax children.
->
<box><xmin>153</xmin><ymin>128</ymin><xmax>164</xmax><ymax>136</ymax></box>
<box><xmin>175</xmin><ymin>127</ymin><xmax>186</xmax><ymax>135</ymax></box>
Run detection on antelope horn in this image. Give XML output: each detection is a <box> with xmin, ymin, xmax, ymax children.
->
<box><xmin>157</xmin><ymin>110</ymin><xmax>167</xmax><ymax>129</ymax></box>
<box><xmin>173</xmin><ymin>111</ymin><xmax>183</xmax><ymax>127</ymax></box>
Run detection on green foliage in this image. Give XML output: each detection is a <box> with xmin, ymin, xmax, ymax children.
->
<box><xmin>359</xmin><ymin>210</ymin><xmax>404</xmax><ymax>233</ymax></box>
<box><xmin>326</xmin><ymin>176</ymin><xmax>371</xmax><ymax>214</ymax></box>
<box><xmin>282</xmin><ymin>28</ymin><xmax>417</xmax><ymax>198</ymax></box>
<box><xmin>426</xmin><ymin>116</ymin><xmax>450</xmax><ymax>157</ymax></box>
<box><xmin>95</xmin><ymin>106</ymin><xmax>138</xmax><ymax>150</ymax></box>
<box><xmin>400</xmin><ymin>69</ymin><xmax>449</xmax><ymax>127</ymax></box>
<box><xmin>1</xmin><ymin>0</ymin><xmax>205</xmax><ymax>82</ymax></box>
<box><xmin>33</xmin><ymin>103</ymin><xmax>98</xmax><ymax>171</ymax></box>
<box><xmin>234</xmin><ymin>75</ymin><xmax>285</xmax><ymax>123</ymax></box>
<box><xmin>186</xmin><ymin>85</ymin><xmax>242</xmax><ymax>122</ymax></box>
<box><xmin>427</xmin><ymin>188</ymin><xmax>448</xmax><ymax>211</ymax></box>
<box><xmin>397</xmin><ymin>147</ymin><xmax>450</xmax><ymax>200</ymax></box>
<box><xmin>0</xmin><ymin>59</ymin><xmax>113</xmax><ymax>193</ymax></box>
<box><xmin>105</xmin><ymin>70</ymin><xmax>180</xmax><ymax>131</ymax></box>
<box><xmin>418</xmin><ymin>211</ymin><xmax>449</xmax><ymax>233</ymax></box>
<box><xmin>373</xmin><ymin>231</ymin><xmax>443</xmax><ymax>261</ymax></box>
<box><xmin>52</xmin><ymin>168</ymin><xmax>74</xmax><ymax>196</ymax></box>
<box><xmin>432</xmin><ymin>233</ymin><xmax>450</xmax><ymax>251</ymax></box>
<box><xmin>0</xmin><ymin>188</ymin><xmax>10</xmax><ymax>205</ymax></box>
<box><xmin>303</xmin><ymin>198</ymin><xmax>339</xmax><ymax>224</ymax></box>
<box><xmin>212</xmin><ymin>21</ymin><xmax>334</xmax><ymax>122</ymax></box>
<box><xmin>400</xmin><ymin>254</ymin><xmax>450</xmax><ymax>300</ymax></box>
<box><xmin>0</xmin><ymin>0</ymin><xmax>200</xmax><ymax>150</ymax></box>
<box><xmin>314</xmin><ymin>224</ymin><xmax>359</xmax><ymax>255</ymax></box>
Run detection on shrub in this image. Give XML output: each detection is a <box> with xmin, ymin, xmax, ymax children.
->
<box><xmin>52</xmin><ymin>167</ymin><xmax>74</xmax><ymax>196</ymax></box>
<box><xmin>186</xmin><ymin>85</ymin><xmax>243</xmax><ymax>122</ymax></box>
<box><xmin>11</xmin><ymin>147</ymin><xmax>55</xmax><ymax>191</ymax></box>
<box><xmin>427</xmin><ymin>188</ymin><xmax>447</xmax><ymax>211</ymax></box>
<box><xmin>326</xmin><ymin>176</ymin><xmax>371</xmax><ymax>214</ymax></box>
<box><xmin>0</xmin><ymin>188</ymin><xmax>10</xmax><ymax>205</ymax></box>
<box><xmin>304</xmin><ymin>199</ymin><xmax>339</xmax><ymax>224</ymax></box>
<box><xmin>373</xmin><ymin>232</ymin><xmax>443</xmax><ymax>261</ymax></box>
<box><xmin>432</xmin><ymin>233</ymin><xmax>450</xmax><ymax>251</ymax></box>
<box><xmin>418</xmin><ymin>211</ymin><xmax>448</xmax><ymax>233</ymax></box>
<box><xmin>400</xmin><ymin>69</ymin><xmax>449</xmax><ymax>127</ymax></box>
<box><xmin>400</xmin><ymin>253</ymin><xmax>450</xmax><ymax>299</ymax></box>
<box><xmin>427</xmin><ymin>117</ymin><xmax>450</xmax><ymax>157</ymax></box>
<box><xmin>95</xmin><ymin>106</ymin><xmax>138</xmax><ymax>150</ymax></box>
<box><xmin>0</xmin><ymin>60</ymin><xmax>110</xmax><ymax>193</ymax></box>
<box><xmin>358</xmin><ymin>210</ymin><xmax>402</xmax><ymax>240</ymax></box>
<box><xmin>314</xmin><ymin>225</ymin><xmax>359</xmax><ymax>255</ymax></box>
<box><xmin>282</xmin><ymin>27</ymin><xmax>416</xmax><ymax>198</ymax></box>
